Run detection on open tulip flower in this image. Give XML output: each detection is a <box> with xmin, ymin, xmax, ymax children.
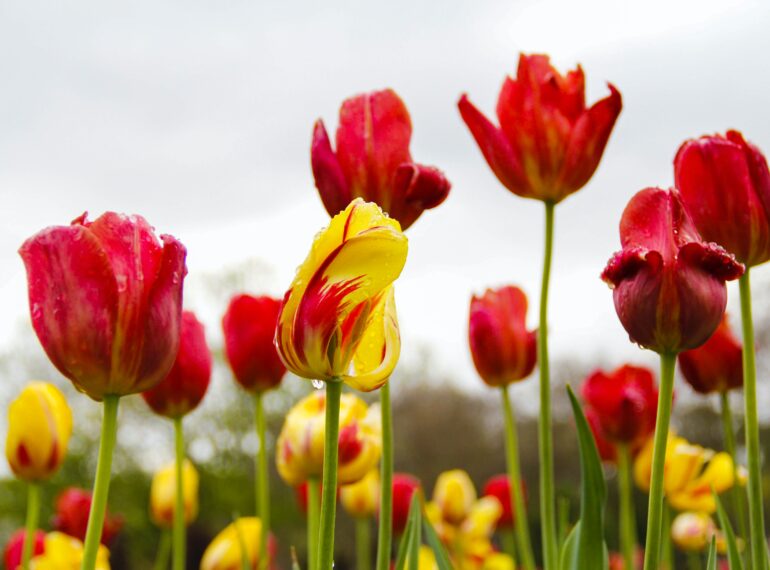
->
<box><xmin>4</xmin><ymin>529</ymin><xmax>45</xmax><ymax>570</ymax></box>
<box><xmin>52</xmin><ymin>487</ymin><xmax>123</xmax><ymax>546</ymax></box>
<box><xmin>150</xmin><ymin>459</ymin><xmax>199</xmax><ymax>528</ymax></box>
<box><xmin>200</xmin><ymin>517</ymin><xmax>275</xmax><ymax>570</ymax></box>
<box><xmin>29</xmin><ymin>532</ymin><xmax>110</xmax><ymax>570</ymax></box>
<box><xmin>311</xmin><ymin>89</ymin><xmax>450</xmax><ymax>230</ymax></box>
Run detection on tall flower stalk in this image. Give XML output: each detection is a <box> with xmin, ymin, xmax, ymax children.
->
<box><xmin>255</xmin><ymin>392</ymin><xmax>270</xmax><ymax>570</ymax></box>
<box><xmin>318</xmin><ymin>381</ymin><xmax>343</xmax><ymax>570</ymax></box>
<box><xmin>21</xmin><ymin>484</ymin><xmax>40</xmax><ymax>570</ymax></box>
<box><xmin>617</xmin><ymin>444</ymin><xmax>637</xmax><ymax>570</ymax></box>
<box><xmin>375</xmin><ymin>383</ymin><xmax>394</xmax><ymax>570</ymax></box>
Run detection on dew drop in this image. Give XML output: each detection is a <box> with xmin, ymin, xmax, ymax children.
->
<box><xmin>311</xmin><ymin>379</ymin><xmax>324</xmax><ymax>390</ymax></box>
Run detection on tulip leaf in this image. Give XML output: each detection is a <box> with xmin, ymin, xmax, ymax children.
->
<box><xmin>423</xmin><ymin>516</ymin><xmax>454</xmax><ymax>570</ymax></box>
<box><xmin>706</xmin><ymin>536</ymin><xmax>717</xmax><ymax>570</ymax></box>
<box><xmin>714</xmin><ymin>491</ymin><xmax>744</xmax><ymax>570</ymax></box>
<box><xmin>563</xmin><ymin>385</ymin><xmax>609</xmax><ymax>570</ymax></box>
<box><xmin>395</xmin><ymin>494</ymin><xmax>421</xmax><ymax>570</ymax></box>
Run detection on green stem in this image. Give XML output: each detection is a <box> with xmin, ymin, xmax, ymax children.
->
<box><xmin>720</xmin><ymin>390</ymin><xmax>749</xmax><ymax>544</ymax></box>
<box><xmin>662</xmin><ymin>504</ymin><xmax>673</xmax><ymax>570</ymax></box>
<box><xmin>21</xmin><ymin>483</ymin><xmax>40</xmax><ymax>570</ymax></box>
<box><xmin>501</xmin><ymin>385</ymin><xmax>535</xmax><ymax>570</ymax></box>
<box><xmin>557</xmin><ymin>496</ymin><xmax>570</xmax><ymax>551</ymax></box>
<box><xmin>739</xmin><ymin>270</ymin><xmax>768</xmax><ymax>570</ymax></box>
<box><xmin>642</xmin><ymin>352</ymin><xmax>676</xmax><ymax>570</ymax></box>
<box><xmin>375</xmin><ymin>382</ymin><xmax>394</xmax><ymax>570</ymax></box>
<box><xmin>538</xmin><ymin>200</ymin><xmax>558</xmax><ymax>570</ymax></box>
<box><xmin>255</xmin><ymin>391</ymin><xmax>270</xmax><ymax>570</ymax></box>
<box><xmin>407</xmin><ymin>498</ymin><xmax>421</xmax><ymax>570</ymax></box>
<box><xmin>318</xmin><ymin>380</ymin><xmax>342</xmax><ymax>570</ymax></box>
<box><xmin>356</xmin><ymin>517</ymin><xmax>372</xmax><ymax>570</ymax></box>
<box><xmin>308</xmin><ymin>478</ymin><xmax>320</xmax><ymax>570</ymax></box>
<box><xmin>687</xmin><ymin>551</ymin><xmax>703</xmax><ymax>570</ymax></box>
<box><xmin>81</xmin><ymin>394</ymin><xmax>120</xmax><ymax>570</ymax></box>
<box><xmin>172</xmin><ymin>416</ymin><xmax>185</xmax><ymax>570</ymax></box>
<box><xmin>618</xmin><ymin>444</ymin><xmax>637</xmax><ymax>570</ymax></box>
<box><xmin>154</xmin><ymin>529</ymin><xmax>171</xmax><ymax>570</ymax></box>
<box><xmin>500</xmin><ymin>530</ymin><xmax>517</xmax><ymax>565</ymax></box>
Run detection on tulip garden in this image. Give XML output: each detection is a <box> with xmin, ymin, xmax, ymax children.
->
<box><xmin>2</xmin><ymin>52</ymin><xmax>770</xmax><ymax>570</ymax></box>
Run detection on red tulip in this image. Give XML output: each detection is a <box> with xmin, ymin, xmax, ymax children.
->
<box><xmin>52</xmin><ymin>487</ymin><xmax>123</xmax><ymax>545</ymax></box>
<box><xmin>391</xmin><ymin>473</ymin><xmax>421</xmax><ymax>534</ymax></box>
<box><xmin>678</xmin><ymin>314</ymin><xmax>743</xmax><ymax>394</ymax></box>
<box><xmin>482</xmin><ymin>474</ymin><xmax>527</xmax><ymax>530</ymax></box>
<box><xmin>142</xmin><ymin>310</ymin><xmax>212</xmax><ymax>417</ymax></box>
<box><xmin>469</xmin><ymin>286</ymin><xmax>537</xmax><ymax>387</ymax></box>
<box><xmin>222</xmin><ymin>294</ymin><xmax>286</xmax><ymax>393</ymax></box>
<box><xmin>311</xmin><ymin>89</ymin><xmax>450</xmax><ymax>230</ymax></box>
<box><xmin>585</xmin><ymin>407</ymin><xmax>618</xmax><ymax>464</ymax></box>
<box><xmin>581</xmin><ymin>365</ymin><xmax>659</xmax><ymax>445</ymax></box>
<box><xmin>458</xmin><ymin>53</ymin><xmax>622</xmax><ymax>204</ymax></box>
<box><xmin>601</xmin><ymin>188</ymin><xmax>744</xmax><ymax>354</ymax></box>
<box><xmin>4</xmin><ymin>529</ymin><xmax>45</xmax><ymax>570</ymax></box>
<box><xmin>18</xmin><ymin>212</ymin><xmax>187</xmax><ymax>400</ymax></box>
<box><xmin>675</xmin><ymin>130</ymin><xmax>770</xmax><ymax>267</ymax></box>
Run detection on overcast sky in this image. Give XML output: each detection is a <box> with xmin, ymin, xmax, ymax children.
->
<box><xmin>2</xmin><ymin>0</ymin><xmax>770</xmax><ymax>395</ymax></box>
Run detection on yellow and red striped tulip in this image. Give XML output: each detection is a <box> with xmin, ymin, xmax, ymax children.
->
<box><xmin>433</xmin><ymin>469</ymin><xmax>477</xmax><ymax>525</ymax></box>
<box><xmin>5</xmin><ymin>382</ymin><xmax>72</xmax><ymax>482</ymax></box>
<box><xmin>150</xmin><ymin>459</ymin><xmax>199</xmax><ymax>528</ymax></box>
<box><xmin>671</xmin><ymin>512</ymin><xmax>727</xmax><ymax>553</ymax></box>
<box><xmin>200</xmin><ymin>517</ymin><xmax>272</xmax><ymax>570</ymax></box>
<box><xmin>29</xmin><ymin>532</ymin><xmax>110</xmax><ymax>570</ymax></box>
<box><xmin>276</xmin><ymin>391</ymin><xmax>381</xmax><ymax>486</ymax></box>
<box><xmin>340</xmin><ymin>468</ymin><xmax>380</xmax><ymax>518</ymax></box>
<box><xmin>275</xmin><ymin>199</ymin><xmax>408</xmax><ymax>392</ymax></box>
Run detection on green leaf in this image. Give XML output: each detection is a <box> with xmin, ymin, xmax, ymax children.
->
<box><xmin>564</xmin><ymin>385</ymin><xmax>609</xmax><ymax>570</ymax></box>
<box><xmin>714</xmin><ymin>491</ymin><xmax>744</xmax><ymax>570</ymax></box>
<box><xmin>423</xmin><ymin>517</ymin><xmax>453</xmax><ymax>570</ymax></box>
<box><xmin>395</xmin><ymin>494</ymin><xmax>422</xmax><ymax>570</ymax></box>
<box><xmin>706</xmin><ymin>536</ymin><xmax>717</xmax><ymax>570</ymax></box>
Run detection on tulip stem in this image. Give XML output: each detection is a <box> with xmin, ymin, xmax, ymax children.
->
<box><xmin>21</xmin><ymin>482</ymin><xmax>40</xmax><ymax>570</ymax></box>
<box><xmin>719</xmin><ymin>390</ymin><xmax>749</xmax><ymax>544</ymax></box>
<box><xmin>501</xmin><ymin>530</ymin><xmax>517</xmax><ymax>565</ymax></box>
<box><xmin>255</xmin><ymin>391</ymin><xmax>270</xmax><ymax>570</ymax></box>
<box><xmin>538</xmin><ymin>200</ymin><xmax>558</xmax><ymax>570</ymax></box>
<box><xmin>618</xmin><ymin>444</ymin><xmax>637</xmax><ymax>570</ymax></box>
<box><xmin>739</xmin><ymin>270</ymin><xmax>768</xmax><ymax>570</ymax></box>
<box><xmin>642</xmin><ymin>352</ymin><xmax>676</xmax><ymax>570</ymax></box>
<box><xmin>376</xmin><ymin>382</ymin><xmax>394</xmax><ymax>570</ymax></box>
<box><xmin>308</xmin><ymin>478</ymin><xmax>320</xmax><ymax>570</ymax></box>
<box><xmin>81</xmin><ymin>394</ymin><xmax>120</xmax><ymax>570</ymax></box>
<box><xmin>154</xmin><ymin>529</ymin><xmax>171</xmax><ymax>570</ymax></box>
<box><xmin>501</xmin><ymin>385</ymin><xmax>536</xmax><ymax>570</ymax></box>
<box><xmin>172</xmin><ymin>416</ymin><xmax>186</xmax><ymax>570</ymax></box>
<box><xmin>318</xmin><ymin>380</ymin><xmax>342</xmax><ymax>570</ymax></box>
<box><xmin>661</xmin><ymin>504</ymin><xmax>673</xmax><ymax>570</ymax></box>
<box><xmin>356</xmin><ymin>517</ymin><xmax>372</xmax><ymax>570</ymax></box>
<box><xmin>687</xmin><ymin>551</ymin><xmax>703</xmax><ymax>570</ymax></box>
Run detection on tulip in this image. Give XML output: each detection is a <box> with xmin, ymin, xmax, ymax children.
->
<box><xmin>341</xmin><ymin>469</ymin><xmax>379</xmax><ymax>570</ymax></box>
<box><xmin>460</xmin><ymin>54</ymin><xmax>622</xmax><ymax>570</ymax></box>
<box><xmin>392</xmin><ymin>474</ymin><xmax>421</xmax><ymax>535</ymax></box>
<box><xmin>150</xmin><ymin>459</ymin><xmax>199</xmax><ymax>527</ymax></box>
<box><xmin>675</xmin><ymin>130</ymin><xmax>770</xmax><ymax>567</ymax></box>
<box><xmin>200</xmin><ymin>517</ymin><xmax>275</xmax><ymax>570</ymax></box>
<box><xmin>585</xmin><ymin>408</ymin><xmax>618</xmax><ymax>464</ymax></box>
<box><xmin>19</xmin><ymin>211</ymin><xmax>187</xmax><ymax>570</ymax></box>
<box><xmin>52</xmin><ymin>487</ymin><xmax>123</xmax><ymax>546</ymax></box>
<box><xmin>311</xmin><ymin>89</ymin><xmax>450</xmax><ymax>230</ymax></box>
<box><xmin>482</xmin><ymin>476</ymin><xmax>517</xmax><ymax>530</ymax></box>
<box><xmin>481</xmin><ymin>553</ymin><xmax>515</xmax><ymax>570</ymax></box>
<box><xmin>29</xmin><ymin>532</ymin><xmax>110</xmax><ymax>570</ymax></box>
<box><xmin>433</xmin><ymin>470</ymin><xmax>476</xmax><ymax>526</ymax></box>
<box><xmin>4</xmin><ymin>529</ymin><xmax>45</xmax><ymax>570</ymax></box>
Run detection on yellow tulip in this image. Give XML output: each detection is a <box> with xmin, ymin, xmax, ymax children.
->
<box><xmin>406</xmin><ymin>546</ymin><xmax>439</xmax><ymax>570</ymax></box>
<box><xmin>30</xmin><ymin>532</ymin><xmax>110</xmax><ymax>570</ymax></box>
<box><xmin>200</xmin><ymin>517</ymin><xmax>269</xmax><ymax>570</ymax></box>
<box><xmin>670</xmin><ymin>512</ymin><xmax>728</xmax><ymax>554</ymax></box>
<box><xmin>276</xmin><ymin>391</ymin><xmax>381</xmax><ymax>486</ymax></box>
<box><xmin>150</xmin><ymin>459</ymin><xmax>199</xmax><ymax>528</ymax></box>
<box><xmin>481</xmin><ymin>553</ymin><xmax>516</xmax><ymax>570</ymax></box>
<box><xmin>340</xmin><ymin>468</ymin><xmax>380</xmax><ymax>518</ymax></box>
<box><xmin>275</xmin><ymin>198</ymin><xmax>408</xmax><ymax>392</ymax></box>
<box><xmin>433</xmin><ymin>470</ymin><xmax>477</xmax><ymax>525</ymax></box>
<box><xmin>634</xmin><ymin>434</ymin><xmax>741</xmax><ymax>513</ymax></box>
<box><xmin>5</xmin><ymin>382</ymin><xmax>72</xmax><ymax>481</ymax></box>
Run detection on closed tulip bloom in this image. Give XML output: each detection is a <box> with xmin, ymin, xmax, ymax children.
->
<box><xmin>483</xmin><ymin>474</ymin><xmax>527</xmax><ymax>530</ymax></box>
<box><xmin>4</xmin><ymin>529</ymin><xmax>45</xmax><ymax>570</ymax></box>
<box><xmin>150</xmin><ymin>459</ymin><xmax>199</xmax><ymax>528</ymax></box>
<box><xmin>311</xmin><ymin>89</ymin><xmax>450</xmax><ymax>230</ymax></box>
<box><xmin>276</xmin><ymin>391</ymin><xmax>381</xmax><ymax>486</ymax></box>
<box><xmin>581</xmin><ymin>365</ymin><xmax>659</xmax><ymax>445</ymax></box>
<box><xmin>678</xmin><ymin>315</ymin><xmax>743</xmax><ymax>394</ymax></box>
<box><xmin>142</xmin><ymin>311</ymin><xmax>212</xmax><ymax>417</ymax></box>
<box><xmin>469</xmin><ymin>286</ymin><xmax>537</xmax><ymax>387</ymax></box>
<box><xmin>200</xmin><ymin>517</ymin><xmax>275</xmax><ymax>570</ymax></box>
<box><xmin>433</xmin><ymin>469</ymin><xmax>477</xmax><ymax>526</ymax></box>
<box><xmin>30</xmin><ymin>532</ymin><xmax>110</xmax><ymax>570</ymax></box>
<box><xmin>670</xmin><ymin>512</ymin><xmax>720</xmax><ymax>553</ymax></box>
<box><xmin>222</xmin><ymin>295</ymin><xmax>285</xmax><ymax>393</ymax></box>
<box><xmin>675</xmin><ymin>130</ymin><xmax>770</xmax><ymax>267</ymax></box>
<box><xmin>276</xmin><ymin>199</ymin><xmax>408</xmax><ymax>391</ymax></box>
<box><xmin>6</xmin><ymin>382</ymin><xmax>72</xmax><ymax>482</ymax></box>
<box><xmin>458</xmin><ymin>53</ymin><xmax>622</xmax><ymax>204</ymax></box>
<box><xmin>602</xmin><ymin>188</ymin><xmax>744</xmax><ymax>354</ymax></box>
<box><xmin>340</xmin><ymin>468</ymin><xmax>379</xmax><ymax>518</ymax></box>
<box><xmin>19</xmin><ymin>212</ymin><xmax>187</xmax><ymax>400</ymax></box>
<box><xmin>53</xmin><ymin>487</ymin><xmax>123</xmax><ymax>545</ymax></box>
<box><xmin>392</xmin><ymin>473</ymin><xmax>421</xmax><ymax>534</ymax></box>
<box><xmin>585</xmin><ymin>407</ymin><xmax>618</xmax><ymax>463</ymax></box>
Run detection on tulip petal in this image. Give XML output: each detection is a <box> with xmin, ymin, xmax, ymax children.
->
<box><xmin>390</xmin><ymin>162</ymin><xmax>451</xmax><ymax>229</ymax></box>
<box><xmin>311</xmin><ymin>119</ymin><xmax>352</xmax><ymax>217</ymax></box>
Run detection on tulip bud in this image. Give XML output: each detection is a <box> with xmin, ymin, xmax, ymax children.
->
<box><xmin>392</xmin><ymin>473</ymin><xmax>421</xmax><ymax>534</ymax></box>
<box><xmin>4</xmin><ymin>529</ymin><xmax>45</xmax><ymax>570</ymax></box>
<box><xmin>458</xmin><ymin>53</ymin><xmax>622</xmax><ymax>204</ymax></box>
<box><xmin>602</xmin><ymin>188</ymin><xmax>744</xmax><ymax>354</ymax></box>
<box><xmin>142</xmin><ymin>311</ymin><xmax>212</xmax><ymax>417</ymax></box>
<box><xmin>150</xmin><ymin>459</ymin><xmax>199</xmax><ymax>528</ymax></box>
<box><xmin>675</xmin><ymin>130</ymin><xmax>770</xmax><ymax>267</ymax></box>
<box><xmin>482</xmin><ymin>474</ymin><xmax>527</xmax><ymax>530</ymax></box>
<box><xmin>53</xmin><ymin>487</ymin><xmax>123</xmax><ymax>546</ymax></box>
<box><xmin>200</xmin><ymin>517</ymin><xmax>275</xmax><ymax>570</ymax></box>
<box><xmin>19</xmin><ymin>212</ymin><xmax>187</xmax><ymax>400</ymax></box>
<box><xmin>671</xmin><ymin>512</ymin><xmax>718</xmax><ymax>552</ymax></box>
<box><xmin>469</xmin><ymin>286</ymin><xmax>537</xmax><ymax>387</ymax></box>
<box><xmin>30</xmin><ymin>532</ymin><xmax>110</xmax><ymax>570</ymax></box>
<box><xmin>581</xmin><ymin>365</ymin><xmax>659</xmax><ymax>445</ymax></box>
<box><xmin>276</xmin><ymin>391</ymin><xmax>381</xmax><ymax>486</ymax></box>
<box><xmin>340</xmin><ymin>468</ymin><xmax>379</xmax><ymax>519</ymax></box>
<box><xmin>678</xmin><ymin>314</ymin><xmax>743</xmax><ymax>394</ymax></box>
<box><xmin>275</xmin><ymin>199</ymin><xmax>408</xmax><ymax>392</ymax></box>
<box><xmin>222</xmin><ymin>295</ymin><xmax>285</xmax><ymax>393</ymax></box>
<box><xmin>5</xmin><ymin>382</ymin><xmax>72</xmax><ymax>482</ymax></box>
<box><xmin>433</xmin><ymin>469</ymin><xmax>476</xmax><ymax>526</ymax></box>
<box><xmin>311</xmin><ymin>89</ymin><xmax>450</xmax><ymax>230</ymax></box>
